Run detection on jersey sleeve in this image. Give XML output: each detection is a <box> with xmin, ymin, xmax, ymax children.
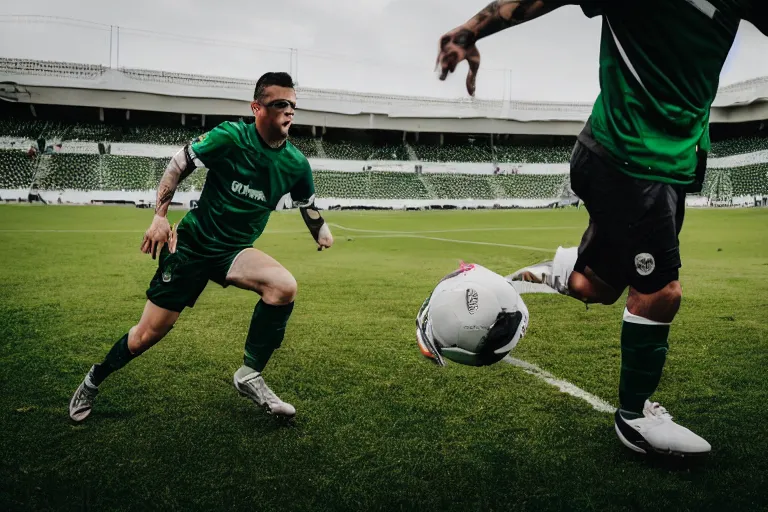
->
<box><xmin>188</xmin><ymin>123</ymin><xmax>232</xmax><ymax>168</ymax></box>
<box><xmin>290</xmin><ymin>158</ymin><xmax>316</xmax><ymax>207</ymax></box>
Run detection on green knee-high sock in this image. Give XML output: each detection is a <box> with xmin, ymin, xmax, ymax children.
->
<box><xmin>619</xmin><ymin>308</ymin><xmax>671</xmax><ymax>415</ymax></box>
<box><xmin>243</xmin><ymin>300</ymin><xmax>295</xmax><ymax>372</ymax></box>
<box><xmin>90</xmin><ymin>333</ymin><xmax>138</xmax><ymax>387</ymax></box>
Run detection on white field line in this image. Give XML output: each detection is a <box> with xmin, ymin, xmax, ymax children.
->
<box><xmin>329</xmin><ymin>223</ymin><xmax>581</xmax><ymax>235</ymax></box>
<box><xmin>503</xmin><ymin>356</ymin><xmax>614</xmax><ymax>414</ymax></box>
<box><xmin>347</xmin><ymin>233</ymin><xmax>554</xmax><ymax>253</ymax></box>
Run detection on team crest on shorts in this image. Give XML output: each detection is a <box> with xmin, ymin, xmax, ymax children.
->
<box><xmin>634</xmin><ymin>253</ymin><xmax>656</xmax><ymax>276</ymax></box>
<box><xmin>162</xmin><ymin>269</ymin><xmax>172</xmax><ymax>283</ymax></box>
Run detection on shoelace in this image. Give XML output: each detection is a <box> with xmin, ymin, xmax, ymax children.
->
<box><xmin>243</xmin><ymin>375</ymin><xmax>281</xmax><ymax>407</ymax></box>
<box><xmin>75</xmin><ymin>385</ymin><xmax>97</xmax><ymax>406</ymax></box>
<box><xmin>648</xmin><ymin>402</ymin><xmax>673</xmax><ymax>420</ymax></box>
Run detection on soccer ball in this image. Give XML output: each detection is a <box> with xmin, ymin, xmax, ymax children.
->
<box><xmin>416</xmin><ymin>263</ymin><xmax>529</xmax><ymax>367</ymax></box>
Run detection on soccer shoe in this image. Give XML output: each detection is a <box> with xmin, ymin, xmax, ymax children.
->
<box><xmin>69</xmin><ymin>366</ymin><xmax>99</xmax><ymax>422</ymax></box>
<box><xmin>506</xmin><ymin>246</ymin><xmax>578</xmax><ymax>295</ymax></box>
<box><xmin>614</xmin><ymin>400</ymin><xmax>711</xmax><ymax>456</ymax></box>
<box><xmin>233</xmin><ymin>367</ymin><xmax>296</xmax><ymax>418</ymax></box>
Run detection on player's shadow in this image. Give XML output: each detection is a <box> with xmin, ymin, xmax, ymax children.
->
<box><xmin>619</xmin><ymin>445</ymin><xmax>711</xmax><ymax>472</ymax></box>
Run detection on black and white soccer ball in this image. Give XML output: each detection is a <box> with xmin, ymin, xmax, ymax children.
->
<box><xmin>417</xmin><ymin>263</ymin><xmax>529</xmax><ymax>367</ymax></box>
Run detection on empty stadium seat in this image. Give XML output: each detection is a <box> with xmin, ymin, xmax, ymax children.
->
<box><xmin>711</xmin><ymin>137</ymin><xmax>768</xmax><ymax>158</ymax></box>
<box><xmin>0</xmin><ymin>150</ymin><xmax>36</xmax><ymax>188</ymax></box>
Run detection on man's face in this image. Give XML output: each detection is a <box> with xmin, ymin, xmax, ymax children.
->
<box><xmin>251</xmin><ymin>85</ymin><xmax>296</xmax><ymax>139</ymax></box>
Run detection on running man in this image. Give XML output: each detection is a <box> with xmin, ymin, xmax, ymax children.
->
<box><xmin>69</xmin><ymin>72</ymin><xmax>333</xmax><ymax>421</ymax></box>
<box><xmin>436</xmin><ymin>1</ymin><xmax>766</xmax><ymax>455</ymax></box>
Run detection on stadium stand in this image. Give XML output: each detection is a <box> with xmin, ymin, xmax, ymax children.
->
<box><xmin>39</xmin><ymin>154</ymin><xmax>100</xmax><ymax>191</ymax></box>
<box><xmin>413</xmin><ymin>143</ymin><xmax>492</xmax><ymax>163</ymax></box>
<box><xmin>494</xmin><ymin>174</ymin><xmax>571</xmax><ymax>200</ymax></box>
<box><xmin>0</xmin><ymin>58</ymin><xmax>105</xmax><ymax>79</ymax></box>
<box><xmin>724</xmin><ymin>164</ymin><xmax>768</xmax><ymax>196</ymax></box>
<box><xmin>425</xmin><ymin>174</ymin><xmax>497</xmax><ymax>200</ymax></box>
<box><xmin>313</xmin><ymin>171</ymin><xmax>370</xmax><ymax>199</ymax></box>
<box><xmin>0</xmin><ymin>149</ymin><xmax>36</xmax><ymax>188</ymax></box>
<box><xmin>288</xmin><ymin>136</ymin><xmax>318</xmax><ymax>158</ymax></box>
<box><xmin>369</xmin><ymin>172</ymin><xmax>430</xmax><ymax>200</ymax></box>
<box><xmin>710</xmin><ymin>136</ymin><xmax>768</xmax><ymax>158</ymax></box>
<box><xmin>493</xmin><ymin>144</ymin><xmax>572</xmax><ymax>164</ymax></box>
<box><xmin>1</xmin><ymin>117</ymin><xmax>766</xmax><ymax>205</ymax></box>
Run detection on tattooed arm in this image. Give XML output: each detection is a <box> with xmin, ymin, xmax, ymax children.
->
<box><xmin>140</xmin><ymin>147</ymin><xmax>195</xmax><ymax>259</ymax></box>
<box><xmin>437</xmin><ymin>1</ymin><xmax>569</xmax><ymax>95</ymax></box>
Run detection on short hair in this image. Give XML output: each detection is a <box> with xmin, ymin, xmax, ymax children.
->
<box><xmin>254</xmin><ymin>72</ymin><xmax>295</xmax><ymax>101</ymax></box>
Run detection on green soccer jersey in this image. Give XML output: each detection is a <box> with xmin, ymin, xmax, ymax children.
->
<box><xmin>176</xmin><ymin>120</ymin><xmax>315</xmax><ymax>256</ymax></box>
<box><xmin>580</xmin><ymin>0</ymin><xmax>764</xmax><ymax>184</ymax></box>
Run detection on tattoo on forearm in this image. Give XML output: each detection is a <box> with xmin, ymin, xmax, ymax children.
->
<box><xmin>155</xmin><ymin>151</ymin><xmax>193</xmax><ymax>215</ymax></box>
<box><xmin>466</xmin><ymin>1</ymin><xmax>551</xmax><ymax>43</ymax></box>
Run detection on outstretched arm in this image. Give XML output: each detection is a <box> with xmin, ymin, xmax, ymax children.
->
<box><xmin>437</xmin><ymin>1</ymin><xmax>569</xmax><ymax>95</ymax></box>
<box><xmin>140</xmin><ymin>147</ymin><xmax>196</xmax><ymax>258</ymax></box>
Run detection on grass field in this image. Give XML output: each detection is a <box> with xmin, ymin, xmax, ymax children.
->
<box><xmin>1</xmin><ymin>205</ymin><xmax>767</xmax><ymax>511</ymax></box>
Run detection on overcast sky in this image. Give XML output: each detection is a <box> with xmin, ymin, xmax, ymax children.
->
<box><xmin>1</xmin><ymin>0</ymin><xmax>768</xmax><ymax>102</ymax></box>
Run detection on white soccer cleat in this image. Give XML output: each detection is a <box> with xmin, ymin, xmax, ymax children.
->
<box><xmin>506</xmin><ymin>247</ymin><xmax>578</xmax><ymax>295</ymax></box>
<box><xmin>614</xmin><ymin>400</ymin><xmax>711</xmax><ymax>456</ymax></box>
<box><xmin>233</xmin><ymin>367</ymin><xmax>296</xmax><ymax>418</ymax></box>
<box><xmin>69</xmin><ymin>365</ymin><xmax>99</xmax><ymax>422</ymax></box>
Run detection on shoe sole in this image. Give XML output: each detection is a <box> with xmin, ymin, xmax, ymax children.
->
<box><xmin>233</xmin><ymin>375</ymin><xmax>296</xmax><ymax>419</ymax></box>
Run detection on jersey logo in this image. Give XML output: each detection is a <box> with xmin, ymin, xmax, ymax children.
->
<box><xmin>232</xmin><ymin>180</ymin><xmax>266</xmax><ymax>202</ymax></box>
<box><xmin>683</xmin><ymin>0</ymin><xmax>717</xmax><ymax>19</ymax></box>
<box><xmin>634</xmin><ymin>253</ymin><xmax>656</xmax><ymax>277</ymax></box>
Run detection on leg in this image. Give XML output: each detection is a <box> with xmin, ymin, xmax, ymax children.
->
<box><xmin>509</xmin><ymin>224</ymin><xmax>624</xmax><ymax>306</ymax></box>
<box><xmin>613</xmin><ymin>190</ymin><xmax>709</xmax><ymax>455</ymax></box>
<box><xmin>69</xmin><ymin>301</ymin><xmax>178</xmax><ymax>422</ymax></box>
<box><xmin>223</xmin><ymin>248</ymin><xmax>297</xmax><ymax>417</ymax></box>
<box><xmin>69</xmin><ymin>245</ymin><xmax>206</xmax><ymax>422</ymax></box>
<box><xmin>94</xmin><ymin>300</ymin><xmax>180</xmax><ymax>384</ymax></box>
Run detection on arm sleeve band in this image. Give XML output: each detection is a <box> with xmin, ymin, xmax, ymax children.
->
<box><xmin>299</xmin><ymin>203</ymin><xmax>326</xmax><ymax>243</ymax></box>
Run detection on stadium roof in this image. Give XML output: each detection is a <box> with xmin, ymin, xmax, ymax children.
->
<box><xmin>1</xmin><ymin>58</ymin><xmax>767</xmax><ymax>135</ymax></box>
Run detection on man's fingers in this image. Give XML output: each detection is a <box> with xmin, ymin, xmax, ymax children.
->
<box><xmin>466</xmin><ymin>49</ymin><xmax>480</xmax><ymax>96</ymax></box>
<box><xmin>141</xmin><ymin>237</ymin><xmax>150</xmax><ymax>253</ymax></box>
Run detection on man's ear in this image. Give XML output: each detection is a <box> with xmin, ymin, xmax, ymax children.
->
<box><xmin>250</xmin><ymin>101</ymin><xmax>260</xmax><ymax>115</ymax></box>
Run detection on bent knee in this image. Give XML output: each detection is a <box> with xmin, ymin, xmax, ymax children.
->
<box><xmin>568</xmin><ymin>272</ymin><xmax>621</xmax><ymax>305</ymax></box>
<box><xmin>129</xmin><ymin>324</ymin><xmax>170</xmax><ymax>354</ymax></box>
<box><xmin>627</xmin><ymin>280</ymin><xmax>682</xmax><ymax>323</ymax></box>
<box><xmin>262</xmin><ymin>272</ymin><xmax>297</xmax><ymax>305</ymax></box>
<box><xmin>659</xmin><ymin>280</ymin><xmax>682</xmax><ymax>307</ymax></box>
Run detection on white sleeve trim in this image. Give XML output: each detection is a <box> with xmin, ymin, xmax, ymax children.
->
<box><xmin>185</xmin><ymin>145</ymin><xmax>206</xmax><ymax>169</ymax></box>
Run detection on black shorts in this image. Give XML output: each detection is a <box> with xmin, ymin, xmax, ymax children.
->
<box><xmin>145</xmin><ymin>244</ymin><xmax>246</xmax><ymax>313</ymax></box>
<box><xmin>570</xmin><ymin>129</ymin><xmax>686</xmax><ymax>295</ymax></box>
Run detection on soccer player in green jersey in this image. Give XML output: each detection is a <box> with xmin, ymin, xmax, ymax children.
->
<box><xmin>436</xmin><ymin>1</ymin><xmax>766</xmax><ymax>456</ymax></box>
<box><xmin>69</xmin><ymin>72</ymin><xmax>333</xmax><ymax>421</ymax></box>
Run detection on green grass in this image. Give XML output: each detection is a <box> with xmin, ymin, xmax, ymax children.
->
<box><xmin>1</xmin><ymin>205</ymin><xmax>767</xmax><ymax>511</ymax></box>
